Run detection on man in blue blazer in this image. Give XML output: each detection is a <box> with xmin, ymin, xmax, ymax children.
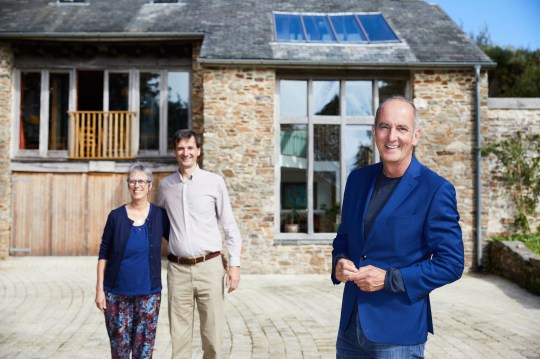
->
<box><xmin>332</xmin><ymin>95</ymin><xmax>464</xmax><ymax>358</ymax></box>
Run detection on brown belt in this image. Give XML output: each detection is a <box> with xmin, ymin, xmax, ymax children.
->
<box><xmin>167</xmin><ymin>251</ymin><xmax>221</xmax><ymax>265</ymax></box>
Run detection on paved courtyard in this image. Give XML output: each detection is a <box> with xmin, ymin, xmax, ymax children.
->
<box><xmin>0</xmin><ymin>256</ymin><xmax>539</xmax><ymax>358</ymax></box>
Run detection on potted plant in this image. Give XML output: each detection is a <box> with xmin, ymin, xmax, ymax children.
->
<box><xmin>285</xmin><ymin>207</ymin><xmax>300</xmax><ymax>233</ymax></box>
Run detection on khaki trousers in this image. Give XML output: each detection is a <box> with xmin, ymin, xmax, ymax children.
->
<box><xmin>167</xmin><ymin>256</ymin><xmax>226</xmax><ymax>359</ymax></box>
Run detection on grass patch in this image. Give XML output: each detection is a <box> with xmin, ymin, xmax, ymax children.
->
<box><xmin>491</xmin><ymin>232</ymin><xmax>540</xmax><ymax>255</ymax></box>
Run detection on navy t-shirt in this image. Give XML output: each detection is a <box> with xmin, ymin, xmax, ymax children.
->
<box><xmin>105</xmin><ymin>218</ymin><xmax>161</xmax><ymax>295</ymax></box>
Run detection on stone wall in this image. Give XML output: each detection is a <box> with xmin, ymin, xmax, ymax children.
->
<box><xmin>413</xmin><ymin>69</ymin><xmax>489</xmax><ymax>270</ymax></box>
<box><xmin>484</xmin><ymin>98</ymin><xmax>540</xmax><ymax>236</ymax></box>
<box><xmin>0</xmin><ymin>43</ymin><xmax>13</xmax><ymax>258</ymax></box>
<box><xmin>199</xmin><ymin>67</ymin><xmax>487</xmax><ymax>273</ymax></box>
<box><xmin>201</xmin><ymin>66</ymin><xmax>334</xmax><ymax>273</ymax></box>
<box><xmin>487</xmin><ymin>240</ymin><xmax>540</xmax><ymax>295</ymax></box>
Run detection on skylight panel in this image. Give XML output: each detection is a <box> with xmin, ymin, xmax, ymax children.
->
<box><xmin>274</xmin><ymin>12</ymin><xmax>398</xmax><ymax>44</ymax></box>
<box><xmin>302</xmin><ymin>15</ymin><xmax>336</xmax><ymax>42</ymax></box>
<box><xmin>329</xmin><ymin>15</ymin><xmax>367</xmax><ymax>43</ymax></box>
<box><xmin>359</xmin><ymin>14</ymin><xmax>398</xmax><ymax>42</ymax></box>
<box><xmin>275</xmin><ymin>14</ymin><xmax>305</xmax><ymax>42</ymax></box>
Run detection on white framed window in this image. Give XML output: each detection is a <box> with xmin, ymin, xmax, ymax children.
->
<box><xmin>12</xmin><ymin>68</ymin><xmax>191</xmax><ymax>158</ymax></box>
<box><xmin>275</xmin><ymin>76</ymin><xmax>409</xmax><ymax>242</ymax></box>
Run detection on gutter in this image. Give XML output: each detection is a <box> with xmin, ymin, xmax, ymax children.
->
<box><xmin>0</xmin><ymin>32</ymin><xmax>204</xmax><ymax>42</ymax></box>
<box><xmin>474</xmin><ymin>64</ymin><xmax>483</xmax><ymax>269</ymax></box>
<box><xmin>198</xmin><ymin>58</ymin><xmax>497</xmax><ymax>69</ymax></box>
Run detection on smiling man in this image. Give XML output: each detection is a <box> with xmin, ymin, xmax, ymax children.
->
<box><xmin>158</xmin><ymin>129</ymin><xmax>242</xmax><ymax>359</ymax></box>
<box><xmin>332</xmin><ymin>95</ymin><xmax>464</xmax><ymax>358</ymax></box>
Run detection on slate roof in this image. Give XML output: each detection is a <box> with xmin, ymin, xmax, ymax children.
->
<box><xmin>0</xmin><ymin>0</ymin><xmax>495</xmax><ymax>67</ymax></box>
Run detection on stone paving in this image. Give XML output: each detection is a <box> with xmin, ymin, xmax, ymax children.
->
<box><xmin>0</xmin><ymin>256</ymin><xmax>539</xmax><ymax>359</ymax></box>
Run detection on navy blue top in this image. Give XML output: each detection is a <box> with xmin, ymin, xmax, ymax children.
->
<box><xmin>98</xmin><ymin>203</ymin><xmax>170</xmax><ymax>292</ymax></box>
<box><xmin>105</xmin><ymin>220</ymin><xmax>161</xmax><ymax>295</ymax></box>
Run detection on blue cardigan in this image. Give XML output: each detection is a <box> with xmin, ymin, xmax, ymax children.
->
<box><xmin>98</xmin><ymin>203</ymin><xmax>170</xmax><ymax>291</ymax></box>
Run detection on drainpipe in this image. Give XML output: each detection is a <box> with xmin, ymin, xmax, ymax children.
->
<box><xmin>474</xmin><ymin>64</ymin><xmax>482</xmax><ymax>269</ymax></box>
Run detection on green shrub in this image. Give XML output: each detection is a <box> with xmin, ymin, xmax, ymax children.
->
<box><xmin>491</xmin><ymin>232</ymin><xmax>540</xmax><ymax>255</ymax></box>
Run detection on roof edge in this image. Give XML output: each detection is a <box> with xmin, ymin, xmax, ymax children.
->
<box><xmin>0</xmin><ymin>32</ymin><xmax>204</xmax><ymax>41</ymax></box>
<box><xmin>198</xmin><ymin>58</ymin><xmax>497</xmax><ymax>69</ymax></box>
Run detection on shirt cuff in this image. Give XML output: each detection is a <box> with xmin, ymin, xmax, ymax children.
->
<box><xmin>229</xmin><ymin>256</ymin><xmax>241</xmax><ymax>267</ymax></box>
<box><xmin>384</xmin><ymin>268</ymin><xmax>406</xmax><ymax>293</ymax></box>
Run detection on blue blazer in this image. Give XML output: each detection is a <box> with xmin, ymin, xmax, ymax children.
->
<box><xmin>332</xmin><ymin>156</ymin><xmax>464</xmax><ymax>345</ymax></box>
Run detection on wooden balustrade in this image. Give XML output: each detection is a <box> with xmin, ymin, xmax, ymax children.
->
<box><xmin>68</xmin><ymin>111</ymin><xmax>136</xmax><ymax>159</ymax></box>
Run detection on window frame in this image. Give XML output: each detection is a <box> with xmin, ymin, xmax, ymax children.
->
<box><xmin>11</xmin><ymin>68</ymin><xmax>191</xmax><ymax>159</ymax></box>
<box><xmin>56</xmin><ymin>0</ymin><xmax>89</xmax><ymax>4</ymax></box>
<box><xmin>273</xmin><ymin>12</ymin><xmax>399</xmax><ymax>44</ymax></box>
<box><xmin>275</xmin><ymin>75</ymin><xmax>410</xmax><ymax>244</ymax></box>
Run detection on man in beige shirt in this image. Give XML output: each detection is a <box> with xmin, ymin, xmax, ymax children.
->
<box><xmin>158</xmin><ymin>129</ymin><xmax>242</xmax><ymax>359</ymax></box>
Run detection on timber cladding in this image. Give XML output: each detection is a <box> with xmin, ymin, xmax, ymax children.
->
<box><xmin>11</xmin><ymin>171</ymin><xmax>170</xmax><ymax>256</ymax></box>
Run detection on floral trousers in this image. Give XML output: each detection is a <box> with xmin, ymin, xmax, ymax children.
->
<box><xmin>104</xmin><ymin>292</ymin><xmax>161</xmax><ymax>359</ymax></box>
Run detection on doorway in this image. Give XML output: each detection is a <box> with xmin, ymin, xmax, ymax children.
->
<box><xmin>77</xmin><ymin>70</ymin><xmax>103</xmax><ymax>110</ymax></box>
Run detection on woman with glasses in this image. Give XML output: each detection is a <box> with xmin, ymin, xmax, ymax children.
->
<box><xmin>95</xmin><ymin>162</ymin><xmax>170</xmax><ymax>359</ymax></box>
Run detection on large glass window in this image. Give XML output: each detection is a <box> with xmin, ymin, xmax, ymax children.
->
<box><xmin>14</xmin><ymin>68</ymin><xmax>190</xmax><ymax>158</ymax></box>
<box><xmin>109</xmin><ymin>73</ymin><xmax>129</xmax><ymax>111</ymax></box>
<box><xmin>280</xmin><ymin>80</ymin><xmax>307</xmax><ymax>116</ymax></box>
<box><xmin>167</xmin><ymin>71</ymin><xmax>190</xmax><ymax>148</ymax></box>
<box><xmin>48</xmin><ymin>73</ymin><xmax>70</xmax><ymax>151</ymax></box>
<box><xmin>139</xmin><ymin>72</ymin><xmax>161</xmax><ymax>151</ymax></box>
<box><xmin>278</xmin><ymin>77</ymin><xmax>408</xmax><ymax>238</ymax></box>
<box><xmin>19</xmin><ymin>72</ymin><xmax>41</xmax><ymax>150</ymax></box>
<box><xmin>313</xmin><ymin>81</ymin><xmax>340</xmax><ymax>115</ymax></box>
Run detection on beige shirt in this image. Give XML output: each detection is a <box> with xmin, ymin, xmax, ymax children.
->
<box><xmin>157</xmin><ymin>166</ymin><xmax>242</xmax><ymax>267</ymax></box>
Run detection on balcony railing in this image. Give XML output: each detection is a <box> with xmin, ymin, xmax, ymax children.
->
<box><xmin>68</xmin><ymin>111</ymin><xmax>136</xmax><ymax>159</ymax></box>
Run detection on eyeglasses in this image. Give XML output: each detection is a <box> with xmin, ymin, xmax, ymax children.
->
<box><xmin>127</xmin><ymin>179</ymin><xmax>151</xmax><ymax>186</ymax></box>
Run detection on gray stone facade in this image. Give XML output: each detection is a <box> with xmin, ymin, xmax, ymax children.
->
<box><xmin>1</xmin><ymin>41</ymin><xmax>537</xmax><ymax>273</ymax></box>
<box><xmin>197</xmin><ymin>67</ymin><xmax>489</xmax><ymax>273</ymax></box>
<box><xmin>0</xmin><ymin>43</ymin><xmax>12</xmax><ymax>258</ymax></box>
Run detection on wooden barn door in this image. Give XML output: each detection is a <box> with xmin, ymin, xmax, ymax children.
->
<box><xmin>11</xmin><ymin>171</ymin><xmax>170</xmax><ymax>256</ymax></box>
<box><xmin>12</xmin><ymin>173</ymin><xmax>88</xmax><ymax>255</ymax></box>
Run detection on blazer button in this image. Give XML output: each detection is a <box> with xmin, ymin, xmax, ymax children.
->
<box><xmin>361</xmin><ymin>255</ymin><xmax>367</xmax><ymax>261</ymax></box>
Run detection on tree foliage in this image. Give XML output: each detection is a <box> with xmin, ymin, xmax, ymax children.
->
<box><xmin>471</xmin><ymin>27</ymin><xmax>540</xmax><ymax>97</ymax></box>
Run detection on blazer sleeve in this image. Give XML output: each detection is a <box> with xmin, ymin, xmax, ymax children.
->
<box><xmin>400</xmin><ymin>181</ymin><xmax>464</xmax><ymax>303</ymax></box>
<box><xmin>331</xmin><ymin>173</ymin><xmax>354</xmax><ymax>285</ymax></box>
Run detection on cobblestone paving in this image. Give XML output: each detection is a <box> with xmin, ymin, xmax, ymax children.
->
<box><xmin>0</xmin><ymin>257</ymin><xmax>539</xmax><ymax>359</ymax></box>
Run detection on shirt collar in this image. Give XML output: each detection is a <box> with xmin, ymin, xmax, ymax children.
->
<box><xmin>177</xmin><ymin>165</ymin><xmax>200</xmax><ymax>183</ymax></box>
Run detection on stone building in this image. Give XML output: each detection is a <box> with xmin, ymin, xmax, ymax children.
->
<box><xmin>0</xmin><ymin>0</ymin><xmax>498</xmax><ymax>273</ymax></box>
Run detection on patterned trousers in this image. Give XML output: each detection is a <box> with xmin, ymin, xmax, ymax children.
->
<box><xmin>104</xmin><ymin>292</ymin><xmax>161</xmax><ymax>359</ymax></box>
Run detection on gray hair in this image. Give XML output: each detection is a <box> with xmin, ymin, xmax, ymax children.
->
<box><xmin>374</xmin><ymin>95</ymin><xmax>420</xmax><ymax>131</ymax></box>
<box><xmin>127</xmin><ymin>162</ymin><xmax>153</xmax><ymax>183</ymax></box>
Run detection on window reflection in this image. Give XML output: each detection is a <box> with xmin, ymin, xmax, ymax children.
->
<box><xmin>280</xmin><ymin>80</ymin><xmax>307</xmax><ymax>117</ymax></box>
<box><xmin>275</xmin><ymin>14</ymin><xmax>305</xmax><ymax>41</ymax></box>
<box><xmin>379</xmin><ymin>80</ymin><xmax>406</xmax><ymax>104</ymax></box>
<box><xmin>167</xmin><ymin>72</ymin><xmax>189</xmax><ymax>148</ymax></box>
<box><xmin>314</xmin><ymin>125</ymin><xmax>340</xmax><ymax>233</ymax></box>
<box><xmin>313</xmin><ymin>81</ymin><xmax>339</xmax><ymax>116</ymax></box>
<box><xmin>48</xmin><ymin>73</ymin><xmax>70</xmax><ymax>151</ymax></box>
<box><xmin>330</xmin><ymin>15</ymin><xmax>366</xmax><ymax>43</ymax></box>
<box><xmin>109</xmin><ymin>73</ymin><xmax>129</xmax><ymax>111</ymax></box>
<box><xmin>139</xmin><ymin>73</ymin><xmax>160</xmax><ymax>151</ymax></box>
<box><xmin>302</xmin><ymin>15</ymin><xmax>336</xmax><ymax>42</ymax></box>
<box><xmin>346</xmin><ymin>81</ymin><xmax>372</xmax><ymax>116</ymax></box>
<box><xmin>280</xmin><ymin>124</ymin><xmax>307</xmax><ymax>233</ymax></box>
<box><xmin>346</xmin><ymin>125</ymin><xmax>373</xmax><ymax>175</ymax></box>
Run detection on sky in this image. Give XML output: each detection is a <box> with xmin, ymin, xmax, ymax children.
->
<box><xmin>429</xmin><ymin>0</ymin><xmax>540</xmax><ymax>50</ymax></box>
